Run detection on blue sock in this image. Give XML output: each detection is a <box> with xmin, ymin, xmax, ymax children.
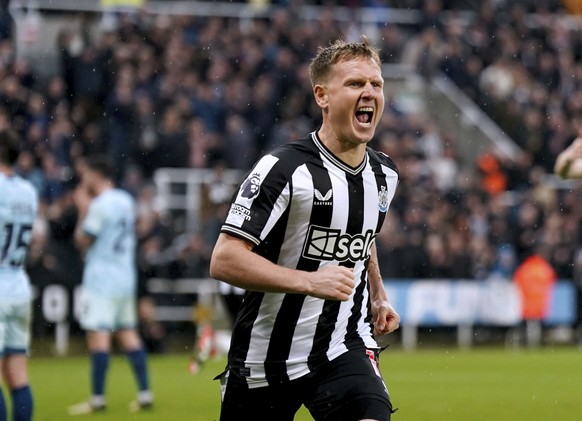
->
<box><xmin>91</xmin><ymin>352</ymin><xmax>110</xmax><ymax>397</ymax></box>
<box><xmin>127</xmin><ymin>348</ymin><xmax>150</xmax><ymax>392</ymax></box>
<box><xmin>0</xmin><ymin>387</ymin><xmax>6</xmax><ymax>421</ymax></box>
<box><xmin>11</xmin><ymin>385</ymin><xmax>33</xmax><ymax>421</ymax></box>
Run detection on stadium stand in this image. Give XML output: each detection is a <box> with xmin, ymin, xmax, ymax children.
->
<box><xmin>1</xmin><ymin>0</ymin><xmax>579</xmax><ymax>348</ymax></box>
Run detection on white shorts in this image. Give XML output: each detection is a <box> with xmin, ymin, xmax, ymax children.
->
<box><xmin>0</xmin><ymin>301</ymin><xmax>31</xmax><ymax>356</ymax></box>
<box><xmin>79</xmin><ymin>289</ymin><xmax>137</xmax><ymax>332</ymax></box>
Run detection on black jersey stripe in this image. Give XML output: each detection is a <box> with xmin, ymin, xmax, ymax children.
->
<box><xmin>363</xmin><ymin>258</ymin><xmax>374</xmax><ymax>328</ymax></box>
<box><xmin>295</xmin><ymin>161</ymin><xmax>333</xmax><ymax>271</ymax></box>
<box><xmin>369</xmin><ymin>148</ymin><xmax>399</xmax><ymax>176</ymax></box>
<box><xmin>240</xmin><ymin>163</ymin><xmax>289</xmax><ymax>239</ymax></box>
<box><xmin>345</xmin><ymin>268</ymin><xmax>369</xmax><ymax>349</ymax></box>
<box><xmin>369</xmin><ymin>154</ymin><xmax>390</xmax><ymax>234</ymax></box>
<box><xmin>308</xmin><ymin>171</ymin><xmax>367</xmax><ymax>368</ymax></box>
<box><xmin>227</xmin><ymin>291</ymin><xmax>265</xmax><ymax>366</ymax></box>
<box><xmin>344</xmin><ymin>174</ymin><xmax>365</xmax><ymax>242</ymax></box>
<box><xmin>265</xmin><ymin>159</ymin><xmax>334</xmax><ymax>383</ymax></box>
<box><xmin>264</xmin><ymin>294</ymin><xmax>306</xmax><ymax>384</ymax></box>
<box><xmin>342</xmin><ymin>172</ymin><xmax>367</xmax><ymax>350</ymax></box>
<box><xmin>307</xmin><ymin>300</ymin><xmax>342</xmax><ymax>370</ymax></box>
<box><xmin>253</xmin><ymin>196</ymin><xmax>292</xmax><ymax>264</ymax></box>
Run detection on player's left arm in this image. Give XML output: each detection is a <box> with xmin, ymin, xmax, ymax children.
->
<box><xmin>368</xmin><ymin>242</ymin><xmax>400</xmax><ymax>336</ymax></box>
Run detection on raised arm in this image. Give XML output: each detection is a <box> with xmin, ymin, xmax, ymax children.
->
<box><xmin>210</xmin><ymin>233</ymin><xmax>356</xmax><ymax>301</ymax></box>
<box><xmin>367</xmin><ymin>242</ymin><xmax>400</xmax><ymax>336</ymax></box>
<box><xmin>554</xmin><ymin>133</ymin><xmax>582</xmax><ymax>179</ymax></box>
<box><xmin>73</xmin><ymin>186</ymin><xmax>94</xmax><ymax>254</ymax></box>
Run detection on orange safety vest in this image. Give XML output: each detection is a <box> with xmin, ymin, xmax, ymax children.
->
<box><xmin>513</xmin><ymin>255</ymin><xmax>557</xmax><ymax>320</ymax></box>
<box><xmin>562</xmin><ymin>0</ymin><xmax>582</xmax><ymax>15</ymax></box>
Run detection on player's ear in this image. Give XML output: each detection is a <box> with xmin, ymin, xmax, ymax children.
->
<box><xmin>314</xmin><ymin>85</ymin><xmax>328</xmax><ymax>109</ymax></box>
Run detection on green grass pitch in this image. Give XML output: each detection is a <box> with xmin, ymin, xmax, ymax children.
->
<box><xmin>25</xmin><ymin>347</ymin><xmax>582</xmax><ymax>420</ymax></box>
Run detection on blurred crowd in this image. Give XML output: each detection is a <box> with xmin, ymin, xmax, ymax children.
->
<box><xmin>0</xmin><ymin>0</ymin><xmax>581</xmax><ymax>341</ymax></box>
<box><xmin>380</xmin><ymin>0</ymin><xmax>582</xmax><ymax>283</ymax></box>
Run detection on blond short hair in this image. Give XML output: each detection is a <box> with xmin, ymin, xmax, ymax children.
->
<box><xmin>309</xmin><ymin>37</ymin><xmax>382</xmax><ymax>87</ymax></box>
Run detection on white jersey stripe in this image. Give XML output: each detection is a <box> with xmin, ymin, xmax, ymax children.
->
<box><xmin>244</xmin><ymin>293</ymin><xmax>285</xmax><ymax>387</ymax></box>
<box><xmin>259</xmin><ymin>183</ymin><xmax>290</xmax><ymax>242</ymax></box>
<box><xmin>276</xmin><ymin>165</ymin><xmax>313</xmax><ymax>269</ymax></box>
<box><xmin>287</xmin><ymin>296</ymin><xmax>324</xmax><ymax>362</ymax></box>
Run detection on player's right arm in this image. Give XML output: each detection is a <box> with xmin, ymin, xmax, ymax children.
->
<box><xmin>74</xmin><ymin>226</ymin><xmax>94</xmax><ymax>254</ymax></box>
<box><xmin>73</xmin><ymin>186</ymin><xmax>96</xmax><ymax>254</ymax></box>
<box><xmin>210</xmin><ymin>233</ymin><xmax>355</xmax><ymax>301</ymax></box>
<box><xmin>554</xmin><ymin>132</ymin><xmax>582</xmax><ymax>179</ymax></box>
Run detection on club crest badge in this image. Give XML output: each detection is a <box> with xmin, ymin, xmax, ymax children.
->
<box><xmin>378</xmin><ymin>186</ymin><xmax>388</xmax><ymax>213</ymax></box>
<box><xmin>240</xmin><ymin>172</ymin><xmax>262</xmax><ymax>199</ymax></box>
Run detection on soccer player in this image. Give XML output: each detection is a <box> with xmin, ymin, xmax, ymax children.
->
<box><xmin>0</xmin><ymin>130</ymin><xmax>37</xmax><ymax>421</ymax></box>
<box><xmin>68</xmin><ymin>156</ymin><xmax>152</xmax><ymax>415</ymax></box>
<box><xmin>210</xmin><ymin>38</ymin><xmax>400</xmax><ymax>421</ymax></box>
<box><xmin>554</xmin><ymin>130</ymin><xmax>582</xmax><ymax>179</ymax></box>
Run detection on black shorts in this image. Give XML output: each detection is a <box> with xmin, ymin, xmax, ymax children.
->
<box><xmin>218</xmin><ymin>349</ymin><xmax>395</xmax><ymax>421</ymax></box>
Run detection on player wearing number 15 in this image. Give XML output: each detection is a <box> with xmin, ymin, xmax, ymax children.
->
<box><xmin>68</xmin><ymin>155</ymin><xmax>152</xmax><ymax>415</ymax></box>
<box><xmin>0</xmin><ymin>130</ymin><xmax>37</xmax><ymax>421</ymax></box>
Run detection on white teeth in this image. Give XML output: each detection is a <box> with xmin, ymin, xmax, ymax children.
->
<box><xmin>355</xmin><ymin>106</ymin><xmax>374</xmax><ymax>126</ymax></box>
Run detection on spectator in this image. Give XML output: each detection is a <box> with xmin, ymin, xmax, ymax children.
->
<box><xmin>402</xmin><ymin>26</ymin><xmax>444</xmax><ymax>79</ymax></box>
<box><xmin>378</xmin><ymin>24</ymin><xmax>405</xmax><ymax>64</ymax></box>
<box><xmin>16</xmin><ymin>150</ymin><xmax>45</xmax><ymax>196</ymax></box>
<box><xmin>0</xmin><ymin>0</ymin><xmax>13</xmax><ymax>42</ymax></box>
<box><xmin>102</xmin><ymin>79</ymin><xmax>140</xmax><ymax>180</ymax></box>
<box><xmin>155</xmin><ymin>106</ymin><xmax>189</xmax><ymax>169</ymax></box>
<box><xmin>513</xmin><ymin>249</ymin><xmax>557</xmax><ymax>346</ymax></box>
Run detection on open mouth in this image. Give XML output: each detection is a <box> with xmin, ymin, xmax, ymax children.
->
<box><xmin>355</xmin><ymin>106</ymin><xmax>374</xmax><ymax>127</ymax></box>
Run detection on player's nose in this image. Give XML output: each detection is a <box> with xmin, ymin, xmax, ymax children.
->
<box><xmin>362</xmin><ymin>82</ymin><xmax>377</xmax><ymax>97</ymax></box>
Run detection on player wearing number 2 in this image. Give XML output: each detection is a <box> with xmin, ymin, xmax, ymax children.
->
<box><xmin>68</xmin><ymin>155</ymin><xmax>152</xmax><ymax>415</ymax></box>
<box><xmin>0</xmin><ymin>130</ymin><xmax>37</xmax><ymax>421</ymax></box>
<box><xmin>211</xmin><ymin>38</ymin><xmax>400</xmax><ymax>421</ymax></box>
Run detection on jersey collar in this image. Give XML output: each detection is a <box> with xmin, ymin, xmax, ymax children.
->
<box><xmin>310</xmin><ymin>131</ymin><xmax>368</xmax><ymax>176</ymax></box>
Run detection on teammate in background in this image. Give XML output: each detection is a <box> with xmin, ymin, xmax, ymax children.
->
<box><xmin>554</xmin><ymin>130</ymin><xmax>582</xmax><ymax>179</ymax></box>
<box><xmin>68</xmin><ymin>156</ymin><xmax>152</xmax><ymax>415</ymax></box>
<box><xmin>210</xmin><ymin>38</ymin><xmax>400</xmax><ymax>421</ymax></box>
<box><xmin>0</xmin><ymin>130</ymin><xmax>37</xmax><ymax>421</ymax></box>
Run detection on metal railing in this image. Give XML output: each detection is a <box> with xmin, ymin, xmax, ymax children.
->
<box><xmin>431</xmin><ymin>75</ymin><xmax>523</xmax><ymax>163</ymax></box>
<box><xmin>153</xmin><ymin>168</ymin><xmax>243</xmax><ymax>234</ymax></box>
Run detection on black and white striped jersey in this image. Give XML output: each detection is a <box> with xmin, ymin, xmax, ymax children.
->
<box><xmin>221</xmin><ymin>131</ymin><xmax>399</xmax><ymax>388</ymax></box>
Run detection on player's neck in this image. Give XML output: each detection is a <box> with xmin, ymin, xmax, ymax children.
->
<box><xmin>317</xmin><ymin>127</ymin><xmax>367</xmax><ymax>168</ymax></box>
<box><xmin>95</xmin><ymin>180</ymin><xmax>114</xmax><ymax>195</ymax></box>
<box><xmin>0</xmin><ymin>164</ymin><xmax>14</xmax><ymax>177</ymax></box>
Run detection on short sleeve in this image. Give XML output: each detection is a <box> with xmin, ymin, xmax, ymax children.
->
<box><xmin>222</xmin><ymin>154</ymin><xmax>290</xmax><ymax>245</ymax></box>
<box><xmin>82</xmin><ymin>200</ymin><xmax>105</xmax><ymax>237</ymax></box>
